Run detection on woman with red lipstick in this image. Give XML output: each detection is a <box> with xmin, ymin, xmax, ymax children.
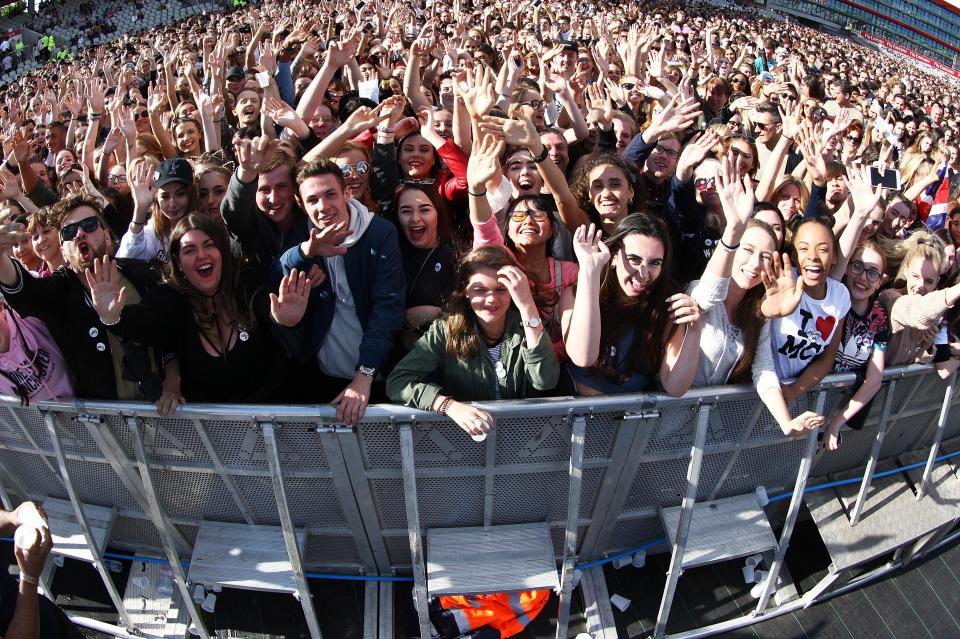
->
<box><xmin>387</xmin><ymin>245</ymin><xmax>560</xmax><ymax>437</ymax></box>
<box><xmin>562</xmin><ymin>213</ymin><xmax>703</xmax><ymax>397</ymax></box>
<box><xmin>85</xmin><ymin>215</ymin><xmax>313</xmax><ymax>403</ymax></box>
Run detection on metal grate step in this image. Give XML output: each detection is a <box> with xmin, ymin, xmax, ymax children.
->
<box><xmin>426</xmin><ymin>523</ymin><xmax>559</xmax><ymax>596</ymax></box>
<box><xmin>660</xmin><ymin>494</ymin><xmax>778</xmax><ymax>569</ymax></box>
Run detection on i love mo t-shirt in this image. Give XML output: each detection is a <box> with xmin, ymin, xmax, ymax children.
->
<box><xmin>770</xmin><ymin>275</ymin><xmax>851</xmax><ymax>381</ymax></box>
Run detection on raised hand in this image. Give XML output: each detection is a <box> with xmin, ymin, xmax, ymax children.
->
<box><xmin>760</xmin><ymin>252</ymin><xmax>804</xmax><ymax>318</ymax></box>
<box><xmin>300</xmin><ymin>223</ymin><xmax>353</xmax><ymax>258</ymax></box>
<box><xmin>84</xmin><ymin>256</ymin><xmax>128</xmax><ymax>325</ymax></box>
<box><xmin>466</xmin><ymin>133</ymin><xmax>504</xmax><ymax>192</ymax></box>
<box><xmin>339</xmin><ymin>102</ymin><xmax>391</xmax><ymax>137</ymax></box>
<box><xmin>453</xmin><ymin>65</ymin><xmax>497</xmax><ymax>119</ymax></box>
<box><xmin>128</xmin><ymin>159</ymin><xmax>155</xmax><ymax>212</ymax></box>
<box><xmin>263</xmin><ymin>96</ymin><xmax>308</xmax><ymax>134</ymax></box>
<box><xmin>497</xmin><ymin>264</ymin><xmax>536</xmax><ymax>315</ymax></box>
<box><xmin>649</xmin><ymin>94</ymin><xmax>702</xmax><ymax>141</ymax></box>
<box><xmin>715</xmin><ymin>152</ymin><xmax>754</xmax><ymax>232</ymax></box>
<box><xmin>572</xmin><ymin>223</ymin><xmax>611</xmax><ymax>275</ymax></box>
<box><xmin>0</xmin><ymin>169</ymin><xmax>23</xmax><ymax>200</ymax></box>
<box><xmin>476</xmin><ymin>113</ymin><xmax>538</xmax><ymax>148</ymax></box>
<box><xmin>235</xmin><ymin>135</ymin><xmax>273</xmax><ymax>181</ymax></box>
<box><xmin>666</xmin><ymin>293</ymin><xmax>702</xmax><ymax>326</ymax></box>
<box><xmin>846</xmin><ymin>163</ymin><xmax>882</xmax><ymax>216</ymax></box>
<box><xmin>676</xmin><ymin>129</ymin><xmax>721</xmax><ymax>181</ymax></box>
<box><xmin>270</xmin><ymin>268</ymin><xmax>315</xmax><ymax>327</ymax></box>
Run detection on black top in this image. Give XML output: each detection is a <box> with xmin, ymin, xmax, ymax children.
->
<box><xmin>0</xmin><ymin>259</ymin><xmax>166</xmax><ymax>400</ymax></box>
<box><xmin>0</xmin><ymin>574</ymin><xmax>83</xmax><ymax>639</ymax></box>
<box><xmin>106</xmin><ymin>268</ymin><xmax>291</xmax><ymax>403</ymax></box>
<box><xmin>401</xmin><ymin>242</ymin><xmax>458</xmax><ymax>309</ymax></box>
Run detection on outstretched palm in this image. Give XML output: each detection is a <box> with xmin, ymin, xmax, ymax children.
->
<box><xmin>760</xmin><ymin>252</ymin><xmax>804</xmax><ymax>318</ymax></box>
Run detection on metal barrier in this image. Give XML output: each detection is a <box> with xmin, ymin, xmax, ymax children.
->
<box><xmin>0</xmin><ymin>364</ymin><xmax>956</xmax><ymax>637</ymax></box>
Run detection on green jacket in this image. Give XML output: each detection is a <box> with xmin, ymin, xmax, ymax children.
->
<box><xmin>386</xmin><ymin>307</ymin><xmax>560</xmax><ymax>411</ymax></box>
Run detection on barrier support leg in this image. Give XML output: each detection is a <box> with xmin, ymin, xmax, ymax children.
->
<box><xmin>363</xmin><ymin>580</ymin><xmax>378</xmax><ymax>639</ymax></box>
<box><xmin>555</xmin><ymin>413</ymin><xmax>587</xmax><ymax>639</ymax></box>
<box><xmin>260</xmin><ymin>422</ymin><xmax>324</xmax><ymax>639</ymax></box>
<box><xmin>917</xmin><ymin>372</ymin><xmax>957</xmax><ymax>501</ymax></box>
<box><xmin>42</xmin><ymin>411</ymin><xmax>137</xmax><ymax>632</ymax></box>
<box><xmin>378</xmin><ymin>581</ymin><xmax>394</xmax><ymax>639</ymax></box>
<box><xmin>754</xmin><ymin>390</ymin><xmax>826</xmax><ymax>615</ymax></box>
<box><xmin>398</xmin><ymin>422</ymin><xmax>431</xmax><ymax>639</ymax></box>
<box><xmin>850</xmin><ymin>379</ymin><xmax>898</xmax><ymax>525</ymax></box>
<box><xmin>128</xmin><ymin>417</ymin><xmax>211</xmax><ymax>639</ymax></box>
<box><xmin>652</xmin><ymin>404</ymin><xmax>711</xmax><ymax>639</ymax></box>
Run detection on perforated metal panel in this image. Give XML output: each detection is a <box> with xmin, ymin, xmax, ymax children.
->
<box><xmin>495</xmin><ymin>414</ymin><xmax>570</xmax><ymax>465</ymax></box>
<box><xmin>713</xmin><ymin>439</ymin><xmax>807</xmax><ymax>499</ymax></box>
<box><xmin>148</xmin><ymin>468</ymin><xmax>245</xmax><ymax>522</ymax></box>
<box><xmin>303</xmin><ymin>533</ymin><xmax>363</xmax><ymax>568</ymax></box>
<box><xmin>0</xmin><ymin>365</ymin><xmax>952</xmax><ymax>580</ymax></box>
<box><xmin>111</xmin><ymin>515</ymin><xmax>163</xmax><ymax>552</ymax></box>
<box><xmin>583</xmin><ymin>412</ymin><xmax>618</xmax><ymax>460</ymax></box>
<box><xmin>282</xmin><ymin>477</ymin><xmax>348</xmax><ymax>529</ymax></box>
<box><xmin>0</xmin><ymin>448</ymin><xmax>61</xmax><ymax>496</ymax></box>
<box><xmin>140</xmin><ymin>417</ymin><xmax>211</xmax><ymax>465</ymax></box>
<box><xmin>63</xmin><ymin>457</ymin><xmax>139</xmax><ymax>511</ymax></box>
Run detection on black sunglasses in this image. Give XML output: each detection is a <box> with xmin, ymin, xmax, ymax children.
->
<box><xmin>59</xmin><ymin>215</ymin><xmax>100</xmax><ymax>242</ymax></box>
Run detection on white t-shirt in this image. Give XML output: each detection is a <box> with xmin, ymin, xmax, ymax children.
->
<box><xmin>770</xmin><ymin>275</ymin><xmax>850</xmax><ymax>381</ymax></box>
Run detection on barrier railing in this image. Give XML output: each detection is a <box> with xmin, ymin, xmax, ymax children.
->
<box><xmin>0</xmin><ymin>363</ymin><xmax>957</xmax><ymax>638</ymax></box>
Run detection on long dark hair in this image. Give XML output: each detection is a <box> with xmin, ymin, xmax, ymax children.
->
<box><xmin>729</xmin><ymin>219</ymin><xmax>779</xmax><ymax>383</ymax></box>
<box><xmin>443</xmin><ymin>245</ymin><xmax>518</xmax><ymax>361</ymax></box>
<box><xmin>592</xmin><ymin>212</ymin><xmax>678</xmax><ymax>381</ymax></box>
<box><xmin>167</xmin><ymin>215</ymin><xmax>256</xmax><ymax>345</ymax></box>
<box><xmin>387</xmin><ymin>182</ymin><xmax>454</xmax><ymax>247</ymax></box>
<box><xmin>502</xmin><ymin>194</ymin><xmax>561</xmax><ymax>311</ymax></box>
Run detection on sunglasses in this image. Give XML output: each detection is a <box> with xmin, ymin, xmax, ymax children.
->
<box><xmin>621</xmin><ymin>82</ymin><xmax>636</xmax><ymax>90</ymax></box>
<box><xmin>753</xmin><ymin>121</ymin><xmax>778</xmax><ymax>131</ymax></box>
<box><xmin>846</xmin><ymin>134</ymin><xmax>861</xmax><ymax>142</ymax></box>
<box><xmin>133</xmin><ymin>110</ymin><xmax>149</xmax><ymax>120</ymax></box>
<box><xmin>519</xmin><ymin>99</ymin><xmax>545</xmax><ymax>110</ymax></box>
<box><xmin>510</xmin><ymin>208</ymin><xmax>548</xmax><ymax>223</ymax></box>
<box><xmin>848</xmin><ymin>259</ymin><xmax>881</xmax><ymax>283</ymax></box>
<box><xmin>59</xmin><ymin>215</ymin><xmax>100</xmax><ymax>242</ymax></box>
<box><xmin>108</xmin><ymin>174</ymin><xmax>127</xmax><ymax>184</ymax></box>
<box><xmin>694</xmin><ymin>177</ymin><xmax>717</xmax><ymax>192</ymax></box>
<box><xmin>340</xmin><ymin>161</ymin><xmax>370</xmax><ymax>176</ymax></box>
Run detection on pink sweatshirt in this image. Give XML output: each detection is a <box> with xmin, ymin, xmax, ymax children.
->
<box><xmin>0</xmin><ymin>311</ymin><xmax>74</xmax><ymax>402</ymax></box>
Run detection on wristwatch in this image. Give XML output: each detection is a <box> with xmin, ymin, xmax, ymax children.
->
<box><xmin>357</xmin><ymin>365</ymin><xmax>376</xmax><ymax>377</ymax></box>
<box><xmin>522</xmin><ymin>317</ymin><xmax>542</xmax><ymax>329</ymax></box>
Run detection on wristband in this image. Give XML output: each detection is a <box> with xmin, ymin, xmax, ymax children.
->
<box><xmin>19</xmin><ymin>574</ymin><xmax>38</xmax><ymax>585</ymax></box>
<box><xmin>436</xmin><ymin>396</ymin><xmax>453</xmax><ymax>414</ymax></box>
<box><xmin>531</xmin><ymin>144</ymin><xmax>548</xmax><ymax>163</ymax></box>
<box><xmin>719</xmin><ymin>237</ymin><xmax>740</xmax><ymax>252</ymax></box>
<box><xmin>101</xmin><ymin>313</ymin><xmax>122</xmax><ymax>326</ymax></box>
<box><xmin>468</xmin><ymin>189</ymin><xmax>487</xmax><ymax>197</ymax></box>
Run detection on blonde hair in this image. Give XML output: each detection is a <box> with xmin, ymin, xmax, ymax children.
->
<box><xmin>889</xmin><ymin>231</ymin><xmax>946</xmax><ymax>286</ymax></box>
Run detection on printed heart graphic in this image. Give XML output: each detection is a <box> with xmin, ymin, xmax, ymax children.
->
<box><xmin>815</xmin><ymin>315</ymin><xmax>836</xmax><ymax>341</ymax></box>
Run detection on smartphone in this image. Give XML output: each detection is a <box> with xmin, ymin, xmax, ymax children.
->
<box><xmin>869</xmin><ymin>166</ymin><xmax>902</xmax><ymax>191</ymax></box>
<box><xmin>355</xmin><ymin>0</ymin><xmax>365</xmax><ymax>10</ymax></box>
<box><xmin>362</xmin><ymin>21</ymin><xmax>375</xmax><ymax>34</ymax></box>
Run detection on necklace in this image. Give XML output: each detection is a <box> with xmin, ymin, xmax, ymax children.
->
<box><xmin>407</xmin><ymin>245</ymin><xmax>439</xmax><ymax>296</ymax></box>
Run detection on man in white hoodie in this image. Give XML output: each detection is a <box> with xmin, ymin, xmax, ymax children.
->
<box><xmin>277</xmin><ymin>159</ymin><xmax>406</xmax><ymax>425</ymax></box>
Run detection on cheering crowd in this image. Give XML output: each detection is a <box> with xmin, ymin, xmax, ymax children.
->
<box><xmin>0</xmin><ymin>0</ymin><xmax>956</xmax><ymax>455</ymax></box>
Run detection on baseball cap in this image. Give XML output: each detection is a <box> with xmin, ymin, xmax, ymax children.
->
<box><xmin>154</xmin><ymin>158</ymin><xmax>194</xmax><ymax>189</ymax></box>
<box><xmin>226</xmin><ymin>66</ymin><xmax>245</xmax><ymax>79</ymax></box>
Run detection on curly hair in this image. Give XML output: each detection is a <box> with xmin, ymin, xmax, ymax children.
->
<box><xmin>569</xmin><ymin>154</ymin><xmax>641</xmax><ymax>228</ymax></box>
